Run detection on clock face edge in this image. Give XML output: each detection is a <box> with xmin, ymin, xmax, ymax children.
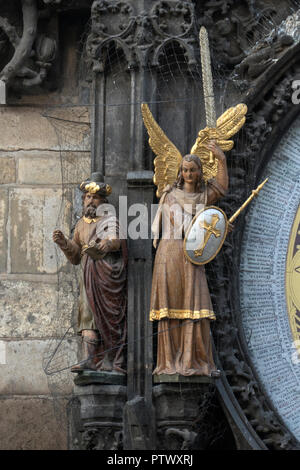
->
<box><xmin>239</xmin><ymin>114</ymin><xmax>300</xmax><ymax>441</ymax></box>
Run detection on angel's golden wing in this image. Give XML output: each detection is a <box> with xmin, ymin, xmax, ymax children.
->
<box><xmin>190</xmin><ymin>103</ymin><xmax>247</xmax><ymax>181</ymax></box>
<box><xmin>141</xmin><ymin>103</ymin><xmax>182</xmax><ymax>198</ymax></box>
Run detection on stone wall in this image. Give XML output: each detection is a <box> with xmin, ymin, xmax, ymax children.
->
<box><xmin>0</xmin><ymin>13</ymin><xmax>91</xmax><ymax>448</ymax></box>
<box><xmin>0</xmin><ymin>104</ymin><xmax>91</xmax><ymax>449</ymax></box>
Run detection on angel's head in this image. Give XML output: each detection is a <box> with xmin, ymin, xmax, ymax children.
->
<box><xmin>175</xmin><ymin>154</ymin><xmax>205</xmax><ymax>193</ymax></box>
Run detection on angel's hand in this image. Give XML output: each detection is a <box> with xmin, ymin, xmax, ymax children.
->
<box><xmin>205</xmin><ymin>141</ymin><xmax>226</xmax><ymax>162</ymax></box>
<box><xmin>227</xmin><ymin>222</ymin><xmax>234</xmax><ymax>233</ymax></box>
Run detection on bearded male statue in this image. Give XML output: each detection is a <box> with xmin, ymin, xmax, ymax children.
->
<box><xmin>53</xmin><ymin>180</ymin><xmax>127</xmax><ymax>374</ymax></box>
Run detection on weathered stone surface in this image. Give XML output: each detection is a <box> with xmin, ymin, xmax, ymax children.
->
<box><xmin>153</xmin><ymin>374</ymin><xmax>214</xmax><ymax>384</ymax></box>
<box><xmin>18</xmin><ymin>151</ymin><xmax>90</xmax><ymax>185</ymax></box>
<box><xmin>0</xmin><ymin>339</ymin><xmax>78</xmax><ymax>395</ymax></box>
<box><xmin>0</xmin><ymin>107</ymin><xmax>90</xmax><ymax>152</ymax></box>
<box><xmin>74</xmin><ymin>370</ymin><xmax>126</xmax><ymax>386</ymax></box>
<box><xmin>0</xmin><ymin>189</ymin><xmax>8</xmax><ymax>272</ymax></box>
<box><xmin>0</xmin><ymin>156</ymin><xmax>16</xmax><ymax>183</ymax></box>
<box><xmin>74</xmin><ymin>384</ymin><xmax>127</xmax><ymax>421</ymax></box>
<box><xmin>0</xmin><ymin>278</ymin><xmax>77</xmax><ymax>338</ymax></box>
<box><xmin>0</xmin><ymin>108</ymin><xmax>58</xmax><ymax>151</ymax></box>
<box><xmin>0</xmin><ymin>340</ymin><xmax>6</xmax><ymax>364</ymax></box>
<box><xmin>0</xmin><ymin>396</ymin><xmax>68</xmax><ymax>450</ymax></box>
<box><xmin>18</xmin><ymin>155</ymin><xmax>62</xmax><ymax>185</ymax></box>
<box><xmin>61</xmin><ymin>151</ymin><xmax>91</xmax><ymax>184</ymax></box>
<box><xmin>9</xmin><ymin>187</ymin><xmax>72</xmax><ymax>274</ymax></box>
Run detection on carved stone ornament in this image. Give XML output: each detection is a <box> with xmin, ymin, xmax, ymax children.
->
<box><xmin>0</xmin><ymin>0</ymin><xmax>58</xmax><ymax>93</ymax></box>
<box><xmin>86</xmin><ymin>0</ymin><xmax>198</xmax><ymax>71</ymax></box>
<box><xmin>153</xmin><ymin>384</ymin><xmax>214</xmax><ymax>451</ymax></box>
<box><xmin>211</xmin><ymin>50</ymin><xmax>300</xmax><ymax>450</ymax></box>
<box><xmin>81</xmin><ymin>426</ymin><xmax>122</xmax><ymax>450</ymax></box>
<box><xmin>73</xmin><ymin>384</ymin><xmax>127</xmax><ymax>450</ymax></box>
<box><xmin>193</xmin><ymin>1</ymin><xmax>298</xmax><ymax>85</ymax></box>
<box><xmin>151</xmin><ymin>1</ymin><xmax>194</xmax><ymax>38</ymax></box>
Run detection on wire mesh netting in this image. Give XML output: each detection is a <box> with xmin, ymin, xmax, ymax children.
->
<box><xmin>22</xmin><ymin>2</ymin><xmax>300</xmax><ymax>446</ymax></box>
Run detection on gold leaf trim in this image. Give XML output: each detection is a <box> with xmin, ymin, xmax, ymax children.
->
<box><xmin>150</xmin><ymin>308</ymin><xmax>216</xmax><ymax>321</ymax></box>
<box><xmin>85</xmin><ymin>182</ymin><xmax>100</xmax><ymax>194</ymax></box>
<box><xmin>141</xmin><ymin>103</ymin><xmax>182</xmax><ymax>198</ymax></box>
<box><xmin>83</xmin><ymin>216</ymin><xmax>101</xmax><ymax>224</ymax></box>
<box><xmin>190</xmin><ymin>104</ymin><xmax>247</xmax><ymax>181</ymax></box>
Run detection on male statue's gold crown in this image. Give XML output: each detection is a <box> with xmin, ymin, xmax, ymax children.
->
<box><xmin>80</xmin><ymin>181</ymin><xmax>112</xmax><ymax>196</ymax></box>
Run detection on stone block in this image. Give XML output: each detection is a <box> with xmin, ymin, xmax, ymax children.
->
<box><xmin>0</xmin><ymin>107</ymin><xmax>58</xmax><ymax>151</ymax></box>
<box><xmin>18</xmin><ymin>155</ymin><xmax>62</xmax><ymax>185</ymax></box>
<box><xmin>0</xmin><ymin>156</ymin><xmax>16</xmax><ymax>183</ymax></box>
<box><xmin>0</xmin><ymin>396</ymin><xmax>68</xmax><ymax>450</ymax></box>
<box><xmin>18</xmin><ymin>151</ymin><xmax>90</xmax><ymax>185</ymax></box>
<box><xmin>0</xmin><ymin>278</ymin><xmax>77</xmax><ymax>338</ymax></box>
<box><xmin>0</xmin><ymin>339</ymin><xmax>78</xmax><ymax>395</ymax></box>
<box><xmin>9</xmin><ymin>187</ymin><xmax>72</xmax><ymax>274</ymax></box>
<box><xmin>74</xmin><ymin>384</ymin><xmax>127</xmax><ymax>421</ymax></box>
<box><xmin>0</xmin><ymin>189</ymin><xmax>8</xmax><ymax>272</ymax></box>
<box><xmin>0</xmin><ymin>106</ymin><xmax>90</xmax><ymax>151</ymax></box>
<box><xmin>61</xmin><ymin>151</ymin><xmax>91</xmax><ymax>184</ymax></box>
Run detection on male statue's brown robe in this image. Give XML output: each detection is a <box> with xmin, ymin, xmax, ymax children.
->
<box><xmin>61</xmin><ymin>215</ymin><xmax>127</xmax><ymax>373</ymax></box>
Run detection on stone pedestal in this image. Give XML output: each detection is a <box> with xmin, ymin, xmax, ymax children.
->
<box><xmin>72</xmin><ymin>384</ymin><xmax>127</xmax><ymax>450</ymax></box>
<box><xmin>153</xmin><ymin>382</ymin><xmax>215</xmax><ymax>450</ymax></box>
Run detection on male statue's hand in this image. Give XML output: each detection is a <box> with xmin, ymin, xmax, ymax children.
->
<box><xmin>97</xmin><ymin>239</ymin><xmax>112</xmax><ymax>255</ymax></box>
<box><xmin>53</xmin><ymin>229</ymin><xmax>67</xmax><ymax>249</ymax></box>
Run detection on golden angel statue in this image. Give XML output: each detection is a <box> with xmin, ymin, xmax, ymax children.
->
<box><xmin>142</xmin><ymin>27</ymin><xmax>247</xmax><ymax>378</ymax></box>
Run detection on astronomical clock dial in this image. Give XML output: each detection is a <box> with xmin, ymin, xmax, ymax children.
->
<box><xmin>240</xmin><ymin>114</ymin><xmax>300</xmax><ymax>439</ymax></box>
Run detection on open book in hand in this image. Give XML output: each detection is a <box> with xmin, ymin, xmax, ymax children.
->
<box><xmin>81</xmin><ymin>240</ymin><xmax>106</xmax><ymax>260</ymax></box>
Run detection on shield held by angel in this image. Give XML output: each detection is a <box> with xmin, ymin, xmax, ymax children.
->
<box><xmin>141</xmin><ymin>101</ymin><xmax>247</xmax><ymax>377</ymax></box>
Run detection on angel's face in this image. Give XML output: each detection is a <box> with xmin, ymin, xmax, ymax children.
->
<box><xmin>182</xmin><ymin>160</ymin><xmax>201</xmax><ymax>186</ymax></box>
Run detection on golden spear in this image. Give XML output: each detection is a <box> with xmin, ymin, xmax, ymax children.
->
<box><xmin>229</xmin><ymin>178</ymin><xmax>269</xmax><ymax>224</ymax></box>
